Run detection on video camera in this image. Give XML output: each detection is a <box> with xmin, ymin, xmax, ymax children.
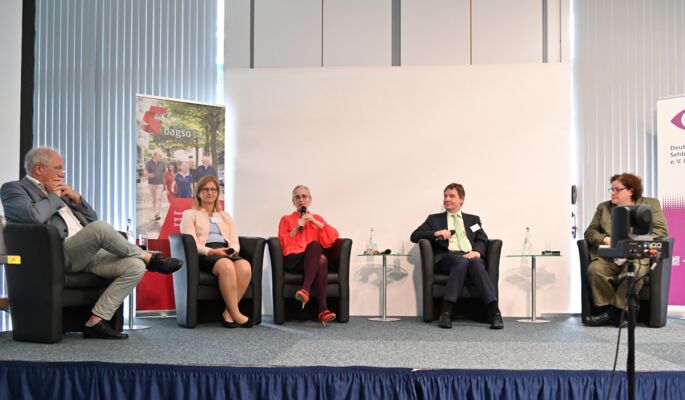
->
<box><xmin>597</xmin><ymin>205</ymin><xmax>670</xmax><ymax>260</ymax></box>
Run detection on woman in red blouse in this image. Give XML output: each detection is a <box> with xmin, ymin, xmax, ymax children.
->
<box><xmin>278</xmin><ymin>185</ymin><xmax>339</xmax><ymax>326</ymax></box>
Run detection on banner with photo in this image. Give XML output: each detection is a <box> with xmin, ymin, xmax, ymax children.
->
<box><xmin>657</xmin><ymin>96</ymin><xmax>685</xmax><ymax>306</ymax></box>
<box><xmin>136</xmin><ymin>94</ymin><xmax>225</xmax><ymax>310</ymax></box>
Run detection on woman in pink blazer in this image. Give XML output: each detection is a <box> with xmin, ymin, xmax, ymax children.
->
<box><xmin>180</xmin><ymin>176</ymin><xmax>253</xmax><ymax>328</ymax></box>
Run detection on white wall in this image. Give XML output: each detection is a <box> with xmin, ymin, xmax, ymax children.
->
<box><xmin>224</xmin><ymin>64</ymin><xmax>574</xmax><ymax>318</ymax></box>
<box><xmin>0</xmin><ymin>0</ymin><xmax>22</xmax><ymax>216</ymax></box>
<box><xmin>226</xmin><ymin>0</ymin><xmax>571</xmax><ymax>68</ymax></box>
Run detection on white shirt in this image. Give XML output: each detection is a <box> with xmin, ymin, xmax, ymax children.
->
<box><xmin>27</xmin><ymin>175</ymin><xmax>84</xmax><ymax>238</ymax></box>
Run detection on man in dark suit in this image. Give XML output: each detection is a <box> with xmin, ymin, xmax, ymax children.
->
<box><xmin>410</xmin><ymin>183</ymin><xmax>503</xmax><ymax>329</ymax></box>
<box><xmin>1</xmin><ymin>147</ymin><xmax>182</xmax><ymax>339</ymax></box>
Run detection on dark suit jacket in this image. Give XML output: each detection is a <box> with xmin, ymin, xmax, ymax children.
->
<box><xmin>1</xmin><ymin>176</ymin><xmax>98</xmax><ymax>268</ymax></box>
<box><xmin>410</xmin><ymin>211</ymin><xmax>489</xmax><ymax>263</ymax></box>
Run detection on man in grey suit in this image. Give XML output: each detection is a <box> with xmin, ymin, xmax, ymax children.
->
<box><xmin>1</xmin><ymin>147</ymin><xmax>182</xmax><ymax>339</ymax></box>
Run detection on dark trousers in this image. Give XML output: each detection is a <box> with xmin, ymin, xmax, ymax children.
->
<box><xmin>435</xmin><ymin>252</ymin><xmax>497</xmax><ymax>304</ymax></box>
<box><xmin>284</xmin><ymin>241</ymin><xmax>333</xmax><ymax>312</ymax></box>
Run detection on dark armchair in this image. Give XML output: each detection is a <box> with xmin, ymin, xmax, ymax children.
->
<box><xmin>268</xmin><ymin>238</ymin><xmax>352</xmax><ymax>324</ymax></box>
<box><xmin>3</xmin><ymin>223</ymin><xmax>124</xmax><ymax>343</ymax></box>
<box><xmin>577</xmin><ymin>238</ymin><xmax>674</xmax><ymax>328</ymax></box>
<box><xmin>419</xmin><ymin>238</ymin><xmax>503</xmax><ymax>322</ymax></box>
<box><xmin>170</xmin><ymin>234</ymin><xmax>265</xmax><ymax>327</ymax></box>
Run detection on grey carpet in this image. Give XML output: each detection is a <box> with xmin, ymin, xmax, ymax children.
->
<box><xmin>1</xmin><ymin>316</ymin><xmax>684</xmax><ymax>371</ymax></box>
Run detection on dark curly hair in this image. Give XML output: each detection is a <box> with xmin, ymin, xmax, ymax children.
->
<box><xmin>610</xmin><ymin>173</ymin><xmax>643</xmax><ymax>201</ymax></box>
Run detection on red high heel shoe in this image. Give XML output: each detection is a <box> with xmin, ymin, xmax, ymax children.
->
<box><xmin>318</xmin><ymin>310</ymin><xmax>336</xmax><ymax>327</ymax></box>
<box><xmin>295</xmin><ymin>289</ymin><xmax>310</xmax><ymax>309</ymax></box>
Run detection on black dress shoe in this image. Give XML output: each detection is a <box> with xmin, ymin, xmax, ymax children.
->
<box><xmin>586</xmin><ymin>311</ymin><xmax>612</xmax><ymax>327</ymax></box>
<box><xmin>490</xmin><ymin>312</ymin><xmax>504</xmax><ymax>330</ymax></box>
<box><xmin>613</xmin><ymin>310</ymin><xmax>628</xmax><ymax>328</ymax></box>
<box><xmin>147</xmin><ymin>254</ymin><xmax>183</xmax><ymax>274</ymax></box>
<box><xmin>83</xmin><ymin>320</ymin><xmax>128</xmax><ymax>339</ymax></box>
<box><xmin>438</xmin><ymin>312</ymin><xmax>452</xmax><ymax>329</ymax></box>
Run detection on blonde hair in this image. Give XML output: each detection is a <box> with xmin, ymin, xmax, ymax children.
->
<box><xmin>193</xmin><ymin>175</ymin><xmax>221</xmax><ymax>212</ymax></box>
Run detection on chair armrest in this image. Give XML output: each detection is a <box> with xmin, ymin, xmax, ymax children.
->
<box><xmin>329</xmin><ymin>238</ymin><xmax>352</xmax><ymax>282</ymax></box>
<box><xmin>577</xmin><ymin>239</ymin><xmax>593</xmax><ymax>322</ymax></box>
<box><xmin>4</xmin><ymin>223</ymin><xmax>66</xmax><ymax>343</ymax></box>
<box><xmin>267</xmin><ymin>237</ymin><xmax>286</xmax><ymax>324</ymax></box>
<box><xmin>648</xmin><ymin>237</ymin><xmax>674</xmax><ymax>327</ymax></box>
<box><xmin>330</xmin><ymin>238</ymin><xmax>352</xmax><ymax>322</ymax></box>
<box><xmin>418</xmin><ymin>239</ymin><xmax>435</xmax><ymax>323</ymax></box>
<box><xmin>170</xmin><ymin>233</ymin><xmax>200</xmax><ymax>327</ymax></box>
<box><xmin>484</xmin><ymin>239</ymin><xmax>502</xmax><ymax>292</ymax></box>
<box><xmin>239</xmin><ymin>236</ymin><xmax>266</xmax><ymax>324</ymax></box>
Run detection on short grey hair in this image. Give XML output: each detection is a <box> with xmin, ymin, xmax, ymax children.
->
<box><xmin>24</xmin><ymin>147</ymin><xmax>59</xmax><ymax>175</ymax></box>
<box><xmin>291</xmin><ymin>185</ymin><xmax>311</xmax><ymax>199</ymax></box>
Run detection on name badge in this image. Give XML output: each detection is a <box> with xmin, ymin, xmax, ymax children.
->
<box><xmin>210</xmin><ymin>217</ymin><xmax>219</xmax><ymax>224</ymax></box>
<box><xmin>470</xmin><ymin>224</ymin><xmax>481</xmax><ymax>232</ymax></box>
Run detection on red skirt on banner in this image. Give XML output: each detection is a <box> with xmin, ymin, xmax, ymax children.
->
<box><xmin>136</xmin><ymin>198</ymin><xmax>194</xmax><ymax>311</ymax></box>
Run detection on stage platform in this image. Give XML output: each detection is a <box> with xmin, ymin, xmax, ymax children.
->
<box><xmin>1</xmin><ymin>316</ymin><xmax>685</xmax><ymax>399</ymax></box>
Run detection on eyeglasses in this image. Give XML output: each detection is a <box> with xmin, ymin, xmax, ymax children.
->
<box><xmin>43</xmin><ymin>164</ymin><xmax>65</xmax><ymax>173</ymax></box>
<box><xmin>201</xmin><ymin>188</ymin><xmax>218</xmax><ymax>193</ymax></box>
<box><xmin>293</xmin><ymin>194</ymin><xmax>310</xmax><ymax>200</ymax></box>
<box><xmin>608</xmin><ymin>187</ymin><xmax>627</xmax><ymax>193</ymax></box>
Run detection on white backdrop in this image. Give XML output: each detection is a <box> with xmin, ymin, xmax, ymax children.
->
<box><xmin>224</xmin><ymin>64</ymin><xmax>575</xmax><ymax>317</ymax></box>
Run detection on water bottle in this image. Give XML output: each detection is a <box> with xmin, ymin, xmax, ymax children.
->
<box><xmin>366</xmin><ymin>227</ymin><xmax>377</xmax><ymax>254</ymax></box>
<box><xmin>522</xmin><ymin>226</ymin><xmax>533</xmax><ymax>255</ymax></box>
<box><xmin>126</xmin><ymin>218</ymin><xmax>135</xmax><ymax>244</ymax></box>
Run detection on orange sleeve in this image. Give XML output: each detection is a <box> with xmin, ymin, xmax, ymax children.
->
<box><xmin>278</xmin><ymin>214</ymin><xmax>299</xmax><ymax>256</ymax></box>
<box><xmin>314</xmin><ymin>215</ymin><xmax>339</xmax><ymax>249</ymax></box>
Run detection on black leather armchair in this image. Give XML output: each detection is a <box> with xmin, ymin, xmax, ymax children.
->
<box><xmin>268</xmin><ymin>238</ymin><xmax>352</xmax><ymax>324</ymax></box>
<box><xmin>3</xmin><ymin>223</ymin><xmax>124</xmax><ymax>343</ymax></box>
<box><xmin>577</xmin><ymin>238</ymin><xmax>674</xmax><ymax>328</ymax></box>
<box><xmin>170</xmin><ymin>234</ymin><xmax>265</xmax><ymax>327</ymax></box>
<box><xmin>419</xmin><ymin>238</ymin><xmax>503</xmax><ymax>322</ymax></box>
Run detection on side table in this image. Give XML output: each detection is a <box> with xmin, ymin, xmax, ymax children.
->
<box><xmin>358</xmin><ymin>253</ymin><xmax>407</xmax><ymax>322</ymax></box>
<box><xmin>506</xmin><ymin>253</ymin><xmax>561</xmax><ymax>323</ymax></box>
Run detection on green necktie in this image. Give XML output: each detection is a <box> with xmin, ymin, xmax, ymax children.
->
<box><xmin>453</xmin><ymin>213</ymin><xmax>472</xmax><ymax>252</ymax></box>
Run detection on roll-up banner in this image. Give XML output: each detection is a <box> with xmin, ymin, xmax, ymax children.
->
<box><xmin>136</xmin><ymin>94</ymin><xmax>225</xmax><ymax>311</ymax></box>
<box><xmin>657</xmin><ymin>96</ymin><xmax>685</xmax><ymax>306</ymax></box>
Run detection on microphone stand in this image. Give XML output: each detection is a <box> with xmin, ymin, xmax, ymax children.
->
<box><xmin>625</xmin><ymin>259</ymin><xmax>638</xmax><ymax>400</ymax></box>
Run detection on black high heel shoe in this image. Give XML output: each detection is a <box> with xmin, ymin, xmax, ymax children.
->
<box><xmin>222</xmin><ymin>319</ymin><xmax>237</xmax><ymax>328</ymax></box>
<box><xmin>237</xmin><ymin>318</ymin><xmax>254</xmax><ymax>328</ymax></box>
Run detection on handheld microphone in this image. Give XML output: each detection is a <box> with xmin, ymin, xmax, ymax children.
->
<box><xmin>436</xmin><ymin>230</ymin><xmax>456</xmax><ymax>241</ymax></box>
<box><xmin>227</xmin><ymin>247</ymin><xmax>236</xmax><ymax>256</ymax></box>
<box><xmin>298</xmin><ymin>206</ymin><xmax>307</xmax><ymax>233</ymax></box>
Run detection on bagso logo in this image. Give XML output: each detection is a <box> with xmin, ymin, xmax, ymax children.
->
<box><xmin>671</xmin><ymin>108</ymin><xmax>685</xmax><ymax>130</ymax></box>
<box><xmin>142</xmin><ymin>106</ymin><xmax>167</xmax><ymax>134</ymax></box>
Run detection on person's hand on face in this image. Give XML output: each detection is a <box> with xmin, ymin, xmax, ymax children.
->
<box><xmin>43</xmin><ymin>179</ymin><xmax>65</xmax><ymax>196</ymax></box>
<box><xmin>60</xmin><ymin>182</ymin><xmax>81</xmax><ymax>203</ymax></box>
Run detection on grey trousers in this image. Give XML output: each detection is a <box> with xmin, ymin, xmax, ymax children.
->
<box><xmin>64</xmin><ymin>220</ymin><xmax>146</xmax><ymax>320</ymax></box>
